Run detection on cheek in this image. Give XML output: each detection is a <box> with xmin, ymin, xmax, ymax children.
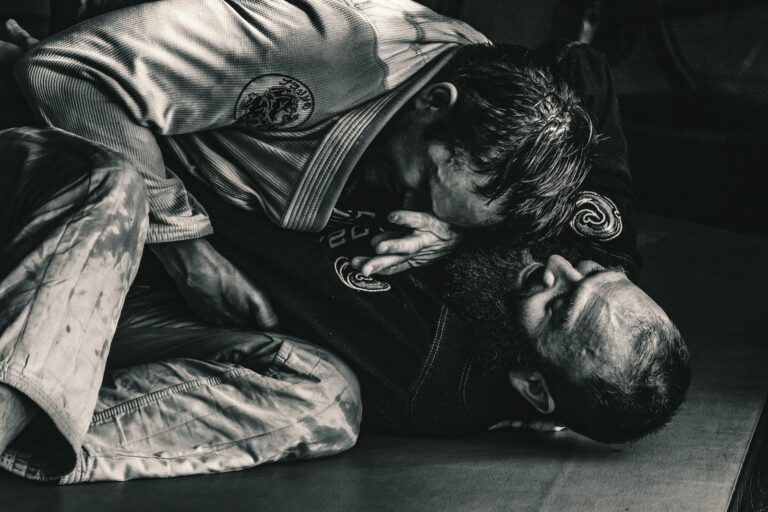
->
<box><xmin>429</xmin><ymin>180</ymin><xmax>468</xmax><ymax>222</ymax></box>
<box><xmin>432</xmin><ymin>191</ymin><xmax>502</xmax><ymax>226</ymax></box>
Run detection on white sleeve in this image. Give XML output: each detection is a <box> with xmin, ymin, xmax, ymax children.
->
<box><xmin>15</xmin><ymin>0</ymin><xmax>343</xmax><ymax>242</ymax></box>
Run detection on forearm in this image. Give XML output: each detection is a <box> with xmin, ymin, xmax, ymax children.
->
<box><xmin>15</xmin><ymin>2</ymin><xmax>220</xmax><ymax>242</ymax></box>
<box><xmin>14</xmin><ymin>68</ymin><xmax>212</xmax><ymax>242</ymax></box>
<box><xmin>149</xmin><ymin>237</ymin><xmax>279</xmax><ymax>328</ymax></box>
<box><xmin>149</xmin><ymin>238</ymin><xmax>214</xmax><ymax>280</ymax></box>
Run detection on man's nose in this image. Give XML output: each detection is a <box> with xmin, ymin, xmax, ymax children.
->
<box><xmin>542</xmin><ymin>255</ymin><xmax>583</xmax><ymax>287</ymax></box>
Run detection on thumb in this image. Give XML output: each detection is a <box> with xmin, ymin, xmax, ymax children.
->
<box><xmin>248</xmin><ymin>289</ymin><xmax>279</xmax><ymax>330</ymax></box>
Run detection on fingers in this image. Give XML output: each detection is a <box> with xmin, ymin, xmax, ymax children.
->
<box><xmin>388</xmin><ymin>210</ymin><xmax>455</xmax><ymax>239</ymax></box>
<box><xmin>351</xmin><ymin>256</ymin><xmax>369</xmax><ymax>270</ymax></box>
<box><xmin>387</xmin><ymin>210</ymin><xmax>433</xmax><ymax>230</ymax></box>
<box><xmin>353</xmin><ymin>253</ymin><xmax>426</xmax><ymax>276</ymax></box>
<box><xmin>4</xmin><ymin>20</ymin><xmax>37</xmax><ymax>49</ymax></box>
<box><xmin>375</xmin><ymin>232</ymin><xmax>430</xmax><ymax>255</ymax></box>
<box><xmin>353</xmin><ymin>254</ymin><xmax>408</xmax><ymax>276</ymax></box>
<box><xmin>246</xmin><ymin>289</ymin><xmax>279</xmax><ymax>329</ymax></box>
<box><xmin>0</xmin><ymin>41</ymin><xmax>23</xmax><ymax>63</ymax></box>
<box><xmin>375</xmin><ymin>260</ymin><xmax>414</xmax><ymax>276</ymax></box>
<box><xmin>370</xmin><ymin>231</ymin><xmax>401</xmax><ymax>247</ymax></box>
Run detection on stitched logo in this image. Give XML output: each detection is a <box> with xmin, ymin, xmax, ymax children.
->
<box><xmin>234</xmin><ymin>74</ymin><xmax>314</xmax><ymax>129</ymax></box>
<box><xmin>569</xmin><ymin>190</ymin><xmax>623</xmax><ymax>241</ymax></box>
<box><xmin>333</xmin><ymin>257</ymin><xmax>391</xmax><ymax>293</ymax></box>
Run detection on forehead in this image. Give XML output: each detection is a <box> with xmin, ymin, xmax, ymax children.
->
<box><xmin>545</xmin><ymin>272</ymin><xmax>643</xmax><ymax>373</ymax></box>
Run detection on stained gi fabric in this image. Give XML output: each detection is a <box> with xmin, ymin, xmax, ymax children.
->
<box><xmin>0</xmin><ymin>128</ymin><xmax>361</xmax><ymax>483</ymax></box>
<box><xmin>0</xmin><ymin>127</ymin><xmax>149</xmax><ymax>480</ymax></box>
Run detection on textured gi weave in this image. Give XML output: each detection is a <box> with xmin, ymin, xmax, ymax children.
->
<box><xmin>16</xmin><ymin>0</ymin><xmax>488</xmax><ymax>242</ymax></box>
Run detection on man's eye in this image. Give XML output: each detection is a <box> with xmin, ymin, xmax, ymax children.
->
<box><xmin>522</xmin><ymin>265</ymin><xmax>545</xmax><ymax>293</ymax></box>
<box><xmin>547</xmin><ymin>291</ymin><xmax>566</xmax><ymax>314</ymax></box>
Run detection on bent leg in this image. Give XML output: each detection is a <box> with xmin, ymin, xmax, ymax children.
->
<box><xmin>0</xmin><ymin>127</ymin><xmax>148</xmax><ymax>480</ymax></box>
<box><xmin>62</xmin><ymin>306</ymin><xmax>361</xmax><ymax>483</ymax></box>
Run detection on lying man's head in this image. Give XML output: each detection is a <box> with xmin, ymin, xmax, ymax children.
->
<box><xmin>446</xmin><ymin>245</ymin><xmax>691</xmax><ymax>443</ymax></box>
<box><xmin>369</xmin><ymin>43</ymin><xmax>595</xmax><ymax>237</ymax></box>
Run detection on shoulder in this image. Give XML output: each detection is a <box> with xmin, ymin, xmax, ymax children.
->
<box><xmin>534</xmin><ymin>41</ymin><xmax>641</xmax><ymax>278</ymax></box>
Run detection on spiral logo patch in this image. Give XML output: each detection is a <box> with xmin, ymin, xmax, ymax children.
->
<box><xmin>235</xmin><ymin>74</ymin><xmax>314</xmax><ymax>129</ymax></box>
<box><xmin>334</xmin><ymin>257</ymin><xmax>391</xmax><ymax>293</ymax></box>
<box><xmin>569</xmin><ymin>191</ymin><xmax>622</xmax><ymax>241</ymax></box>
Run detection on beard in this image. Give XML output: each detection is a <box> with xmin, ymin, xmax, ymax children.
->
<box><xmin>443</xmin><ymin>241</ymin><xmax>543</xmax><ymax>378</ymax></box>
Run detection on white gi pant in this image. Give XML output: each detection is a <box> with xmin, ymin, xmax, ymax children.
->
<box><xmin>0</xmin><ymin>127</ymin><xmax>361</xmax><ymax>483</ymax></box>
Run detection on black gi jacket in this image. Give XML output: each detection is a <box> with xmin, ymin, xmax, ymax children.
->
<box><xmin>176</xmin><ymin>42</ymin><xmax>640</xmax><ymax>436</ymax></box>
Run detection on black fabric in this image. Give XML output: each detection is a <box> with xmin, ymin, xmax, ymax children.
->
<box><xmin>178</xmin><ymin>174</ymin><xmax>524</xmax><ymax>435</ymax></box>
<box><xmin>537</xmin><ymin>40</ymin><xmax>642</xmax><ymax>279</ymax></box>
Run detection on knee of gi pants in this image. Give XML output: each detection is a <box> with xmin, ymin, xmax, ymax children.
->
<box><xmin>0</xmin><ymin>127</ymin><xmax>148</xmax><ymax>481</ymax></box>
<box><xmin>214</xmin><ymin>333</ymin><xmax>364</xmax><ymax>449</ymax></box>
<box><xmin>85</xmin><ymin>140</ymin><xmax>149</xmax><ymax>233</ymax></box>
<box><xmin>281</xmin><ymin>337</ymin><xmax>363</xmax><ymax>446</ymax></box>
<box><xmin>0</xmin><ymin>127</ymin><xmax>149</xmax><ymax>252</ymax></box>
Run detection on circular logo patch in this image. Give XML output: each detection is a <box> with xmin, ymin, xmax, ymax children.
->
<box><xmin>234</xmin><ymin>74</ymin><xmax>314</xmax><ymax>129</ymax></box>
<box><xmin>569</xmin><ymin>191</ymin><xmax>623</xmax><ymax>241</ymax></box>
<box><xmin>334</xmin><ymin>257</ymin><xmax>391</xmax><ymax>293</ymax></box>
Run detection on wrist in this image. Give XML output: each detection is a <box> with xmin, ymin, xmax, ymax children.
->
<box><xmin>150</xmin><ymin>238</ymin><xmax>212</xmax><ymax>278</ymax></box>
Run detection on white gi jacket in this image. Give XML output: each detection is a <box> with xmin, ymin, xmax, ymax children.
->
<box><xmin>16</xmin><ymin>0</ymin><xmax>488</xmax><ymax>242</ymax></box>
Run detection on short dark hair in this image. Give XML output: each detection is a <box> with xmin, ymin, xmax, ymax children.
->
<box><xmin>542</xmin><ymin>312</ymin><xmax>691</xmax><ymax>443</ymax></box>
<box><xmin>425</xmin><ymin>43</ymin><xmax>596</xmax><ymax>240</ymax></box>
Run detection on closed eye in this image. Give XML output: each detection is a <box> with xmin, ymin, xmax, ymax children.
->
<box><xmin>547</xmin><ymin>267</ymin><xmax>608</xmax><ymax>323</ymax></box>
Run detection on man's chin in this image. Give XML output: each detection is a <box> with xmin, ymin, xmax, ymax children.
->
<box><xmin>443</xmin><ymin>243</ymin><xmax>539</xmax><ymax>375</ymax></box>
<box><xmin>444</xmin><ymin>244</ymin><xmax>533</xmax><ymax>316</ymax></box>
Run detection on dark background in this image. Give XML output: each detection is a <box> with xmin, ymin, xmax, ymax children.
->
<box><xmin>2</xmin><ymin>0</ymin><xmax>767</xmax><ymax>238</ymax></box>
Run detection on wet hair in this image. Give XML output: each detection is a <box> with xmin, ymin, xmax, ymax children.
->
<box><xmin>426</xmin><ymin>43</ymin><xmax>596</xmax><ymax>240</ymax></box>
<box><xmin>540</xmin><ymin>303</ymin><xmax>691</xmax><ymax>443</ymax></box>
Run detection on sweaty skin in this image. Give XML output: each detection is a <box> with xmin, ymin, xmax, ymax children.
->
<box><xmin>514</xmin><ymin>255</ymin><xmax>666</xmax><ymax>380</ymax></box>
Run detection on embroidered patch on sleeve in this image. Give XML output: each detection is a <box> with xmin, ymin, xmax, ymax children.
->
<box><xmin>334</xmin><ymin>257</ymin><xmax>391</xmax><ymax>293</ymax></box>
<box><xmin>234</xmin><ymin>74</ymin><xmax>314</xmax><ymax>129</ymax></box>
<box><xmin>569</xmin><ymin>190</ymin><xmax>623</xmax><ymax>241</ymax></box>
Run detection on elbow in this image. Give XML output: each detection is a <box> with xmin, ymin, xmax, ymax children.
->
<box><xmin>14</xmin><ymin>45</ymin><xmax>52</xmax><ymax>123</ymax></box>
<box><xmin>14</xmin><ymin>44</ymin><xmax>43</xmax><ymax>99</ymax></box>
<box><xmin>14</xmin><ymin>42</ymin><xmax>80</xmax><ymax>126</ymax></box>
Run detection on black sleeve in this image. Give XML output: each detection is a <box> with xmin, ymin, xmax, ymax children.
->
<box><xmin>535</xmin><ymin>40</ymin><xmax>642</xmax><ymax>280</ymax></box>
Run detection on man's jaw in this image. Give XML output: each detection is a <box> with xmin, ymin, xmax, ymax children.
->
<box><xmin>443</xmin><ymin>244</ymin><xmax>542</xmax><ymax>376</ymax></box>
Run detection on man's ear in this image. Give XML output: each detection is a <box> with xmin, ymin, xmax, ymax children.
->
<box><xmin>413</xmin><ymin>82</ymin><xmax>458</xmax><ymax>112</ymax></box>
<box><xmin>508</xmin><ymin>369</ymin><xmax>555</xmax><ymax>414</ymax></box>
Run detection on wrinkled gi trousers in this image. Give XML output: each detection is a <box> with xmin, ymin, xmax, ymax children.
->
<box><xmin>0</xmin><ymin>127</ymin><xmax>361</xmax><ymax>483</ymax></box>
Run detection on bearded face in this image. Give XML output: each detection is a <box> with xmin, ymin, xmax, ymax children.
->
<box><xmin>443</xmin><ymin>242</ymin><xmax>542</xmax><ymax>377</ymax></box>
